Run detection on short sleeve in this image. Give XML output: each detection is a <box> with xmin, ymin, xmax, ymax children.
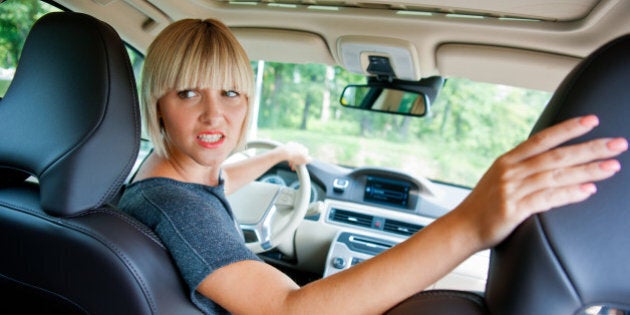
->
<box><xmin>119</xmin><ymin>179</ymin><xmax>260</xmax><ymax>314</ymax></box>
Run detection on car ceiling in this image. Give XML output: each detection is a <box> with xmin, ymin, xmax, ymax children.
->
<box><xmin>58</xmin><ymin>0</ymin><xmax>630</xmax><ymax>92</ymax></box>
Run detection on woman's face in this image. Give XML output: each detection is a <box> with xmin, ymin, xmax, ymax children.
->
<box><xmin>157</xmin><ymin>88</ymin><xmax>248</xmax><ymax>169</ymax></box>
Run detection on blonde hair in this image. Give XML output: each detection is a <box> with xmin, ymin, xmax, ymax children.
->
<box><xmin>141</xmin><ymin>18</ymin><xmax>254</xmax><ymax>158</ymax></box>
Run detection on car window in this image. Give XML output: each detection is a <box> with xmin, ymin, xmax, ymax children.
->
<box><xmin>0</xmin><ymin>1</ymin><xmax>145</xmax><ymax>98</ymax></box>
<box><xmin>0</xmin><ymin>1</ymin><xmax>60</xmax><ymax>96</ymax></box>
<box><xmin>250</xmin><ymin>61</ymin><xmax>551</xmax><ymax>187</ymax></box>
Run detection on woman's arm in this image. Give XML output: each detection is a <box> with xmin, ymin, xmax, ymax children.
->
<box><xmin>203</xmin><ymin>115</ymin><xmax>627</xmax><ymax>314</ymax></box>
<box><xmin>222</xmin><ymin>142</ymin><xmax>311</xmax><ymax>195</ymax></box>
<box><xmin>200</xmin><ymin>210</ymin><xmax>483</xmax><ymax>315</ymax></box>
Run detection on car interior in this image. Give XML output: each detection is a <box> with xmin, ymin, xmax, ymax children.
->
<box><xmin>0</xmin><ymin>1</ymin><xmax>629</xmax><ymax>314</ymax></box>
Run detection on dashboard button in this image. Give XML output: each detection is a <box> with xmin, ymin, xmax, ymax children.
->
<box><xmin>333</xmin><ymin>178</ymin><xmax>349</xmax><ymax>193</ymax></box>
<box><xmin>332</xmin><ymin>257</ymin><xmax>346</xmax><ymax>269</ymax></box>
<box><xmin>351</xmin><ymin>257</ymin><xmax>365</xmax><ymax>266</ymax></box>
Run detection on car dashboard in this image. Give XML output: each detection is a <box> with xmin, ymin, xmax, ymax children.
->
<box><xmin>258</xmin><ymin>159</ymin><xmax>489</xmax><ymax>292</ymax></box>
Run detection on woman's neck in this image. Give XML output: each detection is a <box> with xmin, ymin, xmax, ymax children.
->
<box><xmin>133</xmin><ymin>153</ymin><xmax>221</xmax><ymax>186</ymax></box>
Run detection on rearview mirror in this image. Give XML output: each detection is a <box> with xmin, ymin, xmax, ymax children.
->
<box><xmin>340</xmin><ymin>86</ymin><xmax>429</xmax><ymax>116</ymax></box>
<box><xmin>339</xmin><ymin>76</ymin><xmax>444</xmax><ymax>117</ymax></box>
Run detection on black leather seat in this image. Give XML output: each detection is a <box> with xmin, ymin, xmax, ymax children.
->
<box><xmin>387</xmin><ymin>34</ymin><xmax>630</xmax><ymax>314</ymax></box>
<box><xmin>0</xmin><ymin>12</ymin><xmax>200</xmax><ymax>314</ymax></box>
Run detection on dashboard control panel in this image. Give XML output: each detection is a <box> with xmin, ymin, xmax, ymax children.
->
<box><xmin>364</xmin><ymin>175</ymin><xmax>411</xmax><ymax>207</ymax></box>
<box><xmin>324</xmin><ymin>231</ymin><xmax>398</xmax><ymax>277</ymax></box>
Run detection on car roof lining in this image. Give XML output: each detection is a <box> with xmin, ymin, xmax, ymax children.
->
<box><xmin>210</xmin><ymin>0</ymin><xmax>602</xmax><ymax>22</ymax></box>
<box><xmin>57</xmin><ymin>0</ymin><xmax>630</xmax><ymax>91</ymax></box>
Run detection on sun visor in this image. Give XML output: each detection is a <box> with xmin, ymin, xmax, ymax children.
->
<box><xmin>232</xmin><ymin>28</ymin><xmax>334</xmax><ymax>65</ymax></box>
<box><xmin>437</xmin><ymin>44</ymin><xmax>581</xmax><ymax>92</ymax></box>
<box><xmin>337</xmin><ymin>35</ymin><xmax>421</xmax><ymax>81</ymax></box>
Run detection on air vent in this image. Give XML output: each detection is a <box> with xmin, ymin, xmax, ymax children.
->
<box><xmin>383</xmin><ymin>219</ymin><xmax>423</xmax><ymax>236</ymax></box>
<box><xmin>329</xmin><ymin>208</ymin><xmax>373</xmax><ymax>228</ymax></box>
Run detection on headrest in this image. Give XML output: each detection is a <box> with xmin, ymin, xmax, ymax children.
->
<box><xmin>0</xmin><ymin>12</ymin><xmax>140</xmax><ymax>216</ymax></box>
<box><xmin>487</xmin><ymin>34</ymin><xmax>630</xmax><ymax>313</ymax></box>
<box><xmin>531</xmin><ymin>34</ymin><xmax>630</xmax><ymax>135</ymax></box>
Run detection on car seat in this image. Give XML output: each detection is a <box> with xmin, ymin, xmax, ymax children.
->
<box><xmin>387</xmin><ymin>34</ymin><xmax>630</xmax><ymax>315</ymax></box>
<box><xmin>0</xmin><ymin>12</ymin><xmax>201</xmax><ymax>314</ymax></box>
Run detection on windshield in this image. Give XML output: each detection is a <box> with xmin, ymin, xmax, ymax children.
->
<box><xmin>251</xmin><ymin>61</ymin><xmax>551</xmax><ymax>187</ymax></box>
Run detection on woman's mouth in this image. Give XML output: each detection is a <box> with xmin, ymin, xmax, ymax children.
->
<box><xmin>197</xmin><ymin>132</ymin><xmax>225</xmax><ymax>148</ymax></box>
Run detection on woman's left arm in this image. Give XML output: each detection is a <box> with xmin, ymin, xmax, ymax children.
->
<box><xmin>222</xmin><ymin>142</ymin><xmax>311</xmax><ymax>195</ymax></box>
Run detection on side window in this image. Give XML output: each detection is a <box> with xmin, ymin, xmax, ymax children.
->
<box><xmin>126</xmin><ymin>46</ymin><xmax>144</xmax><ymax>93</ymax></box>
<box><xmin>124</xmin><ymin>47</ymin><xmax>152</xmax><ymax>177</ymax></box>
<box><xmin>0</xmin><ymin>1</ymin><xmax>145</xmax><ymax>98</ymax></box>
<box><xmin>0</xmin><ymin>1</ymin><xmax>60</xmax><ymax>97</ymax></box>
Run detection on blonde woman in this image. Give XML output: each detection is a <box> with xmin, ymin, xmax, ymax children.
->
<box><xmin>119</xmin><ymin>18</ymin><xmax>627</xmax><ymax>314</ymax></box>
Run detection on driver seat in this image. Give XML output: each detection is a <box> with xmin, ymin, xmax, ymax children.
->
<box><xmin>387</xmin><ymin>34</ymin><xmax>630</xmax><ymax>314</ymax></box>
<box><xmin>0</xmin><ymin>12</ymin><xmax>200</xmax><ymax>314</ymax></box>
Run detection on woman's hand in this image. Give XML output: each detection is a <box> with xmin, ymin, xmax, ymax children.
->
<box><xmin>456</xmin><ymin>115</ymin><xmax>627</xmax><ymax>250</ymax></box>
<box><xmin>223</xmin><ymin>141</ymin><xmax>312</xmax><ymax>194</ymax></box>
<box><xmin>278</xmin><ymin>141</ymin><xmax>312</xmax><ymax>171</ymax></box>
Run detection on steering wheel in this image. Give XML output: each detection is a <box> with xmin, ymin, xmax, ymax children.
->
<box><xmin>226</xmin><ymin>140</ymin><xmax>311</xmax><ymax>253</ymax></box>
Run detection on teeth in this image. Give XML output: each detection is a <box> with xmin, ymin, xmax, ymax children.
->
<box><xmin>198</xmin><ymin>134</ymin><xmax>223</xmax><ymax>143</ymax></box>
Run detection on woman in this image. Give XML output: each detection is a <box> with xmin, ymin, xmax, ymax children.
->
<box><xmin>118</xmin><ymin>18</ymin><xmax>627</xmax><ymax>314</ymax></box>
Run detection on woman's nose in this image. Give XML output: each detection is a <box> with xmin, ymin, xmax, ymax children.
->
<box><xmin>199</xmin><ymin>92</ymin><xmax>223</xmax><ymax>123</ymax></box>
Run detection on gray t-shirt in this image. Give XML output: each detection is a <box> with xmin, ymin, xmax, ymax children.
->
<box><xmin>118</xmin><ymin>177</ymin><xmax>260</xmax><ymax>314</ymax></box>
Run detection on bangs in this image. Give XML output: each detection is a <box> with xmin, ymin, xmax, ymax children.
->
<box><xmin>149</xmin><ymin>20</ymin><xmax>254</xmax><ymax>101</ymax></box>
<box><xmin>173</xmin><ymin>43</ymin><xmax>253</xmax><ymax>95</ymax></box>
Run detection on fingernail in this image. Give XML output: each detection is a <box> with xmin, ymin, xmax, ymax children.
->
<box><xmin>607</xmin><ymin>138</ymin><xmax>628</xmax><ymax>152</ymax></box>
<box><xmin>600</xmin><ymin>160</ymin><xmax>621</xmax><ymax>172</ymax></box>
<box><xmin>579</xmin><ymin>115</ymin><xmax>599</xmax><ymax>128</ymax></box>
<box><xmin>580</xmin><ymin>183</ymin><xmax>597</xmax><ymax>194</ymax></box>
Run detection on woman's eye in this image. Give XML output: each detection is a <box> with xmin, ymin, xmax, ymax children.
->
<box><xmin>177</xmin><ymin>90</ymin><xmax>197</xmax><ymax>99</ymax></box>
<box><xmin>224</xmin><ymin>90</ymin><xmax>240</xmax><ymax>97</ymax></box>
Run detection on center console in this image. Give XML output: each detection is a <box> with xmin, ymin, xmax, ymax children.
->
<box><xmin>323</xmin><ymin>231</ymin><xmax>489</xmax><ymax>292</ymax></box>
<box><xmin>323</xmin><ymin>231</ymin><xmax>397</xmax><ymax>277</ymax></box>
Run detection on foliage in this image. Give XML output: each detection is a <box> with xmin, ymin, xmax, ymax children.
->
<box><xmin>0</xmin><ymin>0</ymin><xmax>59</xmax><ymax>95</ymax></box>
<box><xmin>0</xmin><ymin>0</ymin><xmax>57</xmax><ymax>69</ymax></box>
<box><xmin>255</xmin><ymin>62</ymin><xmax>550</xmax><ymax>187</ymax></box>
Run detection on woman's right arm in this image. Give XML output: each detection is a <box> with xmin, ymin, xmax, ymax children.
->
<box><xmin>198</xmin><ymin>115</ymin><xmax>627</xmax><ymax>315</ymax></box>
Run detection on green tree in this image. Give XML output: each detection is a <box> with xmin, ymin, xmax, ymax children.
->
<box><xmin>0</xmin><ymin>0</ymin><xmax>59</xmax><ymax>95</ymax></box>
<box><xmin>0</xmin><ymin>0</ymin><xmax>55</xmax><ymax>69</ymax></box>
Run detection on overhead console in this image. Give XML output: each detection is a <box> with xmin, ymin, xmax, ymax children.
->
<box><xmin>337</xmin><ymin>35</ymin><xmax>421</xmax><ymax>81</ymax></box>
